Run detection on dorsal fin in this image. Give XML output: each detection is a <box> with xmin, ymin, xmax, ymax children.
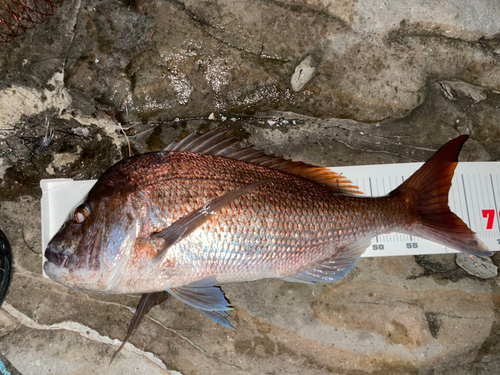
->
<box><xmin>164</xmin><ymin>128</ymin><xmax>363</xmax><ymax>195</ymax></box>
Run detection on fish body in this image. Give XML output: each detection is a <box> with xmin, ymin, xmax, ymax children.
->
<box><xmin>44</xmin><ymin>148</ymin><xmax>412</xmax><ymax>292</ymax></box>
<box><xmin>44</xmin><ymin>130</ymin><xmax>492</xmax><ymax>332</ymax></box>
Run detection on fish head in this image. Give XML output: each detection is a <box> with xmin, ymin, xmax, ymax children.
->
<box><xmin>44</xmin><ymin>164</ymin><xmax>140</xmax><ymax>293</ymax></box>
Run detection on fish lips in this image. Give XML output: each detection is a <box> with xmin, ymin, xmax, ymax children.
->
<box><xmin>43</xmin><ymin>257</ymin><xmax>66</xmax><ymax>278</ymax></box>
<box><xmin>45</xmin><ymin>246</ymin><xmax>69</xmax><ymax>268</ymax></box>
<box><xmin>43</xmin><ymin>245</ymin><xmax>72</xmax><ymax>282</ymax></box>
<box><xmin>43</xmin><ymin>246</ymin><xmax>101</xmax><ymax>291</ymax></box>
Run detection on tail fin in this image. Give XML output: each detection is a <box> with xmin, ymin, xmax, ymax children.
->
<box><xmin>390</xmin><ymin>135</ymin><xmax>493</xmax><ymax>257</ymax></box>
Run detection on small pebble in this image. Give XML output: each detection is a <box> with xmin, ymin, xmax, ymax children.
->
<box><xmin>456</xmin><ymin>253</ymin><xmax>498</xmax><ymax>279</ymax></box>
<box><xmin>291</xmin><ymin>55</ymin><xmax>316</xmax><ymax>91</ymax></box>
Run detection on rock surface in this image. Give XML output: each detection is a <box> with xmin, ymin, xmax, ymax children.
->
<box><xmin>0</xmin><ymin>1</ymin><xmax>499</xmax><ymax>374</ymax></box>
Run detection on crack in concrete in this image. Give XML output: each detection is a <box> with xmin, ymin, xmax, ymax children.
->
<box><xmin>345</xmin><ymin>299</ymin><xmax>421</xmax><ymax>309</ymax></box>
<box><xmin>347</xmin><ymin>298</ymin><xmax>499</xmax><ymax>319</ymax></box>
<box><xmin>63</xmin><ymin>0</ymin><xmax>83</xmax><ymax>81</ymax></box>
<box><xmin>83</xmin><ymin>293</ymin><xmax>259</xmax><ymax>374</ymax></box>
<box><xmin>13</xmin><ymin>269</ymin><xmax>254</xmax><ymax>374</ymax></box>
<box><xmin>13</xmin><ymin>271</ymin><xmax>138</xmax><ymax>314</ymax></box>
<box><xmin>168</xmin><ymin>0</ymin><xmax>289</xmax><ymax>62</ymax></box>
<box><xmin>81</xmin><ymin>295</ymin><xmax>257</xmax><ymax>373</ymax></box>
<box><xmin>261</xmin><ymin>0</ymin><xmax>350</xmax><ymax>27</ymax></box>
<box><xmin>147</xmin><ymin>314</ymin><xmax>259</xmax><ymax>374</ymax></box>
<box><xmin>248</xmin><ymin>120</ymin><xmax>429</xmax><ymax>162</ymax></box>
<box><xmin>206</xmin><ymin>29</ymin><xmax>289</xmax><ymax>62</ymax></box>
<box><xmin>299</xmin><ymin>126</ymin><xmax>421</xmax><ymax>161</ymax></box>
<box><xmin>1</xmin><ymin>303</ymin><xmax>174</xmax><ymax>374</ymax></box>
<box><xmin>10</xmin><ymin>261</ymin><xmax>48</xmax><ymax>280</ymax></box>
<box><xmin>432</xmin><ymin>312</ymin><xmax>495</xmax><ymax>321</ymax></box>
<box><xmin>321</xmin><ymin>124</ymin><xmax>437</xmax><ymax>153</ymax></box>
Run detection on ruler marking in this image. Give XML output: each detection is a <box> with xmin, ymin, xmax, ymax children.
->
<box><xmin>497</xmin><ymin>174</ymin><xmax>500</xmax><ymax>239</ymax></box>
<box><xmin>461</xmin><ymin>175</ymin><xmax>472</xmax><ymax>228</ymax></box>
<box><xmin>456</xmin><ymin>175</ymin><xmax>465</xmax><ymax>225</ymax></box>
<box><xmin>483</xmin><ymin>174</ymin><xmax>494</xmax><ymax>238</ymax></box>
<box><xmin>485</xmin><ymin>174</ymin><xmax>493</xmax><ymax>208</ymax></box>
<box><xmin>470</xmin><ymin>175</ymin><xmax>479</xmax><ymax>233</ymax></box>
<box><xmin>481</xmin><ymin>175</ymin><xmax>491</xmax><ymax>238</ymax></box>
<box><xmin>369</xmin><ymin>177</ymin><xmax>373</xmax><ymax>197</ymax></box>
<box><xmin>450</xmin><ymin>174</ymin><xmax>458</xmax><ymax>215</ymax></box>
<box><xmin>497</xmin><ymin>175</ymin><xmax>500</xmax><ymax>240</ymax></box>
<box><xmin>490</xmin><ymin>174</ymin><xmax>500</xmax><ymax>234</ymax></box>
<box><xmin>482</xmin><ymin>175</ymin><xmax>492</xmax><ymax>238</ymax></box>
<box><xmin>479</xmin><ymin>174</ymin><xmax>486</xmax><ymax>208</ymax></box>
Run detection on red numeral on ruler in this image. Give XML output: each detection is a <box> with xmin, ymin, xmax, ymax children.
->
<box><xmin>482</xmin><ymin>209</ymin><xmax>499</xmax><ymax>230</ymax></box>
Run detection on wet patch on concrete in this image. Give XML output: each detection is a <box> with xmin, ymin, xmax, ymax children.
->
<box><xmin>424</xmin><ymin>312</ymin><xmax>441</xmax><ymax>339</ymax></box>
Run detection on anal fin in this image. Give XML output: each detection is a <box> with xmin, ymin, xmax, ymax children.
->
<box><xmin>283</xmin><ymin>239</ymin><xmax>371</xmax><ymax>284</ymax></box>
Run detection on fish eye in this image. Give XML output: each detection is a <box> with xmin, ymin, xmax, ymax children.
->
<box><xmin>74</xmin><ymin>203</ymin><xmax>91</xmax><ymax>224</ymax></box>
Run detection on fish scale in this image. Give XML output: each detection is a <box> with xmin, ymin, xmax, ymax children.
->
<box><xmin>108</xmin><ymin>151</ymin><xmax>408</xmax><ymax>291</ymax></box>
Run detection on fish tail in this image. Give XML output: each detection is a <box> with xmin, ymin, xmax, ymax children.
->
<box><xmin>390</xmin><ymin>135</ymin><xmax>493</xmax><ymax>257</ymax></box>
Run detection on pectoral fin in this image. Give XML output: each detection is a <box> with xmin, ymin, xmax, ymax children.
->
<box><xmin>168</xmin><ymin>277</ymin><xmax>234</xmax><ymax>329</ymax></box>
<box><xmin>153</xmin><ymin>179</ymin><xmax>275</xmax><ymax>257</ymax></box>
<box><xmin>283</xmin><ymin>239</ymin><xmax>371</xmax><ymax>284</ymax></box>
<box><xmin>168</xmin><ymin>277</ymin><xmax>231</xmax><ymax>311</ymax></box>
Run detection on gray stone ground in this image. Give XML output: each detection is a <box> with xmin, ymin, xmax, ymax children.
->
<box><xmin>0</xmin><ymin>0</ymin><xmax>500</xmax><ymax>374</ymax></box>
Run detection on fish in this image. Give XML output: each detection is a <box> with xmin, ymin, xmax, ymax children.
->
<box><xmin>43</xmin><ymin>128</ymin><xmax>493</xmax><ymax>360</ymax></box>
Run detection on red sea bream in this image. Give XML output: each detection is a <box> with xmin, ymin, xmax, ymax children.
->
<box><xmin>43</xmin><ymin>129</ymin><xmax>492</xmax><ymax>357</ymax></box>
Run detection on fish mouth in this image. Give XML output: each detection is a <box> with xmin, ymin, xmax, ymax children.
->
<box><xmin>43</xmin><ymin>253</ymin><xmax>71</xmax><ymax>289</ymax></box>
<box><xmin>43</xmin><ymin>245</ymin><xmax>72</xmax><ymax>283</ymax></box>
<box><xmin>43</xmin><ymin>246</ymin><xmax>101</xmax><ymax>291</ymax></box>
<box><xmin>45</xmin><ymin>246</ymin><xmax>69</xmax><ymax>268</ymax></box>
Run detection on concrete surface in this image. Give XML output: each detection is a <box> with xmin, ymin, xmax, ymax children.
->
<box><xmin>0</xmin><ymin>0</ymin><xmax>499</xmax><ymax>374</ymax></box>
